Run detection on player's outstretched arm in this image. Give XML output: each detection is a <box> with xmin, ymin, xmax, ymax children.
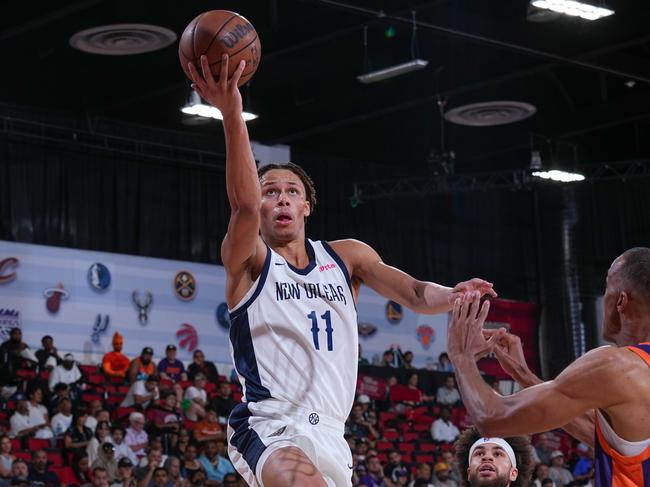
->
<box><xmin>487</xmin><ymin>330</ymin><xmax>595</xmax><ymax>447</ymax></box>
<box><xmin>188</xmin><ymin>55</ymin><xmax>262</xmax><ymax>272</ymax></box>
<box><xmin>332</xmin><ymin>239</ymin><xmax>496</xmax><ymax>314</ymax></box>
<box><xmin>449</xmin><ymin>294</ymin><xmax>625</xmax><ymax>438</ymax></box>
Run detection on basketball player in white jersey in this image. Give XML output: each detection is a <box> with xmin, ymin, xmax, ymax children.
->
<box><xmin>188</xmin><ymin>55</ymin><xmax>497</xmax><ymax>487</ymax></box>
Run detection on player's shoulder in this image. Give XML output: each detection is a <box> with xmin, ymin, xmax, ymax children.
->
<box><xmin>326</xmin><ymin>238</ymin><xmax>375</xmax><ymax>257</ymax></box>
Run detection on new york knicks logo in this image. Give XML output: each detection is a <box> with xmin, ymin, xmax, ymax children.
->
<box><xmin>416</xmin><ymin>325</ymin><xmax>435</xmax><ymax>349</ymax></box>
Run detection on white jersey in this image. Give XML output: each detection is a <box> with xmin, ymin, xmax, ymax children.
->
<box><xmin>228</xmin><ymin>239</ymin><xmax>358</xmax><ymax>422</ymax></box>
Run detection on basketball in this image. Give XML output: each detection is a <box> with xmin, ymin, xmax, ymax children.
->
<box><xmin>179</xmin><ymin>10</ymin><xmax>261</xmax><ymax>87</ymax></box>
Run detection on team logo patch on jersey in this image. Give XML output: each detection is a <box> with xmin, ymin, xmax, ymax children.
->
<box><xmin>0</xmin><ymin>257</ymin><xmax>19</xmax><ymax>284</ymax></box>
<box><xmin>308</xmin><ymin>413</ymin><xmax>320</xmax><ymax>425</ymax></box>
<box><xmin>216</xmin><ymin>302</ymin><xmax>231</xmax><ymax>329</ymax></box>
<box><xmin>87</xmin><ymin>262</ymin><xmax>111</xmax><ymax>291</ymax></box>
<box><xmin>385</xmin><ymin>300</ymin><xmax>403</xmax><ymax>324</ymax></box>
<box><xmin>44</xmin><ymin>283</ymin><xmax>69</xmax><ymax>313</ymax></box>
<box><xmin>174</xmin><ymin>270</ymin><xmax>196</xmax><ymax>301</ymax></box>
<box><xmin>416</xmin><ymin>325</ymin><xmax>435</xmax><ymax>349</ymax></box>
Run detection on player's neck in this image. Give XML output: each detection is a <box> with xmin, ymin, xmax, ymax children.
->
<box><xmin>615</xmin><ymin>322</ymin><xmax>650</xmax><ymax>346</ymax></box>
<box><xmin>267</xmin><ymin>237</ymin><xmax>310</xmax><ymax>268</ymax></box>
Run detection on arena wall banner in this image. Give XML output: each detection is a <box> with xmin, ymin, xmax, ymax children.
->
<box><xmin>0</xmin><ymin>241</ymin><xmax>453</xmax><ymax>369</ymax></box>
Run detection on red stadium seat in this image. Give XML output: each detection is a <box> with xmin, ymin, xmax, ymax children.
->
<box><xmin>377</xmin><ymin>453</ymin><xmax>388</xmax><ymax>463</ymax></box>
<box><xmin>401</xmin><ymin>454</ymin><xmax>413</xmax><ymax>464</ymax></box>
<box><xmin>403</xmin><ymin>432</ymin><xmax>419</xmax><ymax>442</ymax></box>
<box><xmin>398</xmin><ymin>442</ymin><xmax>415</xmax><ymax>453</ymax></box>
<box><xmin>106</xmin><ymin>394</ymin><xmax>125</xmax><ymax>406</ymax></box>
<box><xmin>79</xmin><ymin>364</ymin><xmax>98</xmax><ymax>375</ymax></box>
<box><xmin>418</xmin><ymin>442</ymin><xmax>437</xmax><ymax>452</ymax></box>
<box><xmin>16</xmin><ymin>370</ymin><xmax>36</xmax><ymax>381</ymax></box>
<box><xmin>14</xmin><ymin>452</ymin><xmax>30</xmax><ymax>461</ymax></box>
<box><xmin>46</xmin><ymin>451</ymin><xmax>63</xmax><ymax>467</ymax></box>
<box><xmin>232</xmin><ymin>392</ymin><xmax>243</xmax><ymax>402</ymax></box>
<box><xmin>81</xmin><ymin>393</ymin><xmax>103</xmax><ymax>403</ymax></box>
<box><xmin>376</xmin><ymin>440</ymin><xmax>394</xmax><ymax>452</ymax></box>
<box><xmin>115</xmin><ymin>407</ymin><xmax>136</xmax><ymax>420</ymax></box>
<box><xmin>415</xmin><ymin>454</ymin><xmax>435</xmax><ymax>464</ymax></box>
<box><xmin>389</xmin><ymin>385</ymin><xmax>422</xmax><ymax>404</ymax></box>
<box><xmin>383</xmin><ymin>430</ymin><xmax>400</xmax><ymax>441</ymax></box>
<box><xmin>10</xmin><ymin>438</ymin><xmax>21</xmax><ymax>451</ymax></box>
<box><xmin>52</xmin><ymin>466</ymin><xmax>75</xmax><ymax>485</ymax></box>
<box><xmin>27</xmin><ymin>438</ymin><xmax>50</xmax><ymax>450</ymax></box>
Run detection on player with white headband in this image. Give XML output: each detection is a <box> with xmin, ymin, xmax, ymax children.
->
<box><xmin>455</xmin><ymin>427</ymin><xmax>534</xmax><ymax>487</ymax></box>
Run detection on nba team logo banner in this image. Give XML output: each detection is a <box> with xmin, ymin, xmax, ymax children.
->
<box><xmin>416</xmin><ymin>325</ymin><xmax>435</xmax><ymax>349</ymax></box>
<box><xmin>174</xmin><ymin>271</ymin><xmax>196</xmax><ymax>301</ymax></box>
<box><xmin>0</xmin><ymin>309</ymin><xmax>20</xmax><ymax>340</ymax></box>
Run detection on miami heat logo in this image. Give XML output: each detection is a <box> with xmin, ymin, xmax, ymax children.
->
<box><xmin>416</xmin><ymin>325</ymin><xmax>435</xmax><ymax>350</ymax></box>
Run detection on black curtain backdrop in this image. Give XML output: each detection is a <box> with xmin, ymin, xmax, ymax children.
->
<box><xmin>2</xmin><ymin>107</ymin><xmax>650</xmax><ymax>376</ymax></box>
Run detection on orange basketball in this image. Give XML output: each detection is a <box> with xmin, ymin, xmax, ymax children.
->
<box><xmin>178</xmin><ymin>10</ymin><xmax>261</xmax><ymax>87</ymax></box>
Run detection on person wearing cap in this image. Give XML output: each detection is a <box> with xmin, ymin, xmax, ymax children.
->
<box><xmin>110</xmin><ymin>457</ymin><xmax>137</xmax><ymax>487</ymax></box>
<box><xmin>93</xmin><ymin>442</ymin><xmax>119</xmax><ymax>484</ymax></box>
<box><xmin>121</xmin><ymin>375</ymin><xmax>160</xmax><ymax>410</ymax></box>
<box><xmin>47</xmin><ymin>352</ymin><xmax>82</xmax><ymax>392</ymax></box>
<box><xmin>127</xmin><ymin>348</ymin><xmax>157</xmax><ymax>384</ymax></box>
<box><xmin>548</xmin><ymin>451</ymin><xmax>573</xmax><ymax>486</ymax></box>
<box><xmin>433</xmin><ymin>462</ymin><xmax>458</xmax><ymax>487</ymax></box>
<box><xmin>157</xmin><ymin>345</ymin><xmax>187</xmax><ymax>384</ymax></box>
<box><xmin>102</xmin><ymin>333</ymin><xmax>131</xmax><ymax>379</ymax></box>
<box><xmin>454</xmin><ymin>426</ymin><xmax>534</xmax><ymax>487</ymax></box>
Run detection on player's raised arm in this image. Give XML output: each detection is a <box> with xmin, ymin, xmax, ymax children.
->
<box><xmin>188</xmin><ymin>55</ymin><xmax>262</xmax><ymax>272</ymax></box>
<box><xmin>331</xmin><ymin>239</ymin><xmax>496</xmax><ymax>314</ymax></box>
<box><xmin>448</xmin><ymin>294</ymin><xmax>627</xmax><ymax>438</ymax></box>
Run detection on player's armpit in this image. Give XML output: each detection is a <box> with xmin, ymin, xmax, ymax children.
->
<box><xmin>473</xmin><ymin>346</ymin><xmax>628</xmax><ymax>437</ymax></box>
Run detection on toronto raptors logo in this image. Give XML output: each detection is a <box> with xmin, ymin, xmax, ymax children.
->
<box><xmin>308</xmin><ymin>413</ymin><xmax>319</xmax><ymax>425</ymax></box>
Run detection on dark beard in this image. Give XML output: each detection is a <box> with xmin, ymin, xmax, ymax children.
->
<box><xmin>468</xmin><ymin>471</ymin><xmax>510</xmax><ymax>487</ymax></box>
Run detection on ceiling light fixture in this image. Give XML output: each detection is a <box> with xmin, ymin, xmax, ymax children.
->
<box><xmin>532</xmin><ymin>169</ymin><xmax>585</xmax><ymax>182</ymax></box>
<box><xmin>357</xmin><ymin>10</ymin><xmax>428</xmax><ymax>84</ymax></box>
<box><xmin>530</xmin><ymin>0</ymin><xmax>614</xmax><ymax>21</ymax></box>
<box><xmin>180</xmin><ymin>90</ymin><xmax>258</xmax><ymax>122</ymax></box>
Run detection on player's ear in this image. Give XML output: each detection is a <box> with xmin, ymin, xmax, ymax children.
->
<box><xmin>509</xmin><ymin>467</ymin><xmax>518</xmax><ymax>481</ymax></box>
<box><xmin>303</xmin><ymin>200</ymin><xmax>311</xmax><ymax>218</ymax></box>
<box><xmin>617</xmin><ymin>291</ymin><xmax>628</xmax><ymax>312</ymax></box>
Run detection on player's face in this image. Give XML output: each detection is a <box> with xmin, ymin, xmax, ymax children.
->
<box><xmin>259</xmin><ymin>169</ymin><xmax>310</xmax><ymax>242</ymax></box>
<box><xmin>467</xmin><ymin>444</ymin><xmax>518</xmax><ymax>487</ymax></box>
<box><xmin>602</xmin><ymin>257</ymin><xmax>624</xmax><ymax>343</ymax></box>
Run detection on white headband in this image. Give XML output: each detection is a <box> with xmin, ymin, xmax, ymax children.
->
<box><xmin>469</xmin><ymin>437</ymin><xmax>517</xmax><ymax>469</ymax></box>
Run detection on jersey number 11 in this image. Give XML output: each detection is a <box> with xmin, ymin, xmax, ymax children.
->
<box><xmin>307</xmin><ymin>310</ymin><xmax>334</xmax><ymax>351</ymax></box>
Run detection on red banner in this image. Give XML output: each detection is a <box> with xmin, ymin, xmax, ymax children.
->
<box><xmin>356</xmin><ymin>374</ymin><xmax>388</xmax><ymax>400</ymax></box>
<box><xmin>477</xmin><ymin>298</ymin><xmax>539</xmax><ymax>380</ymax></box>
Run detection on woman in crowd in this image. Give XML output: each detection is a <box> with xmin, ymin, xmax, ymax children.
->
<box><xmin>180</xmin><ymin>443</ymin><xmax>203</xmax><ymax>481</ymax></box>
<box><xmin>65</xmin><ymin>411</ymin><xmax>93</xmax><ymax>456</ymax></box>
<box><xmin>69</xmin><ymin>452</ymin><xmax>93</xmax><ymax>486</ymax></box>
<box><xmin>0</xmin><ymin>435</ymin><xmax>15</xmax><ymax>480</ymax></box>
<box><xmin>87</xmin><ymin>421</ymin><xmax>112</xmax><ymax>464</ymax></box>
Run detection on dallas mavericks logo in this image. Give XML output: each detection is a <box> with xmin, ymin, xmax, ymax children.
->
<box><xmin>87</xmin><ymin>263</ymin><xmax>111</xmax><ymax>291</ymax></box>
<box><xmin>0</xmin><ymin>309</ymin><xmax>20</xmax><ymax>341</ymax></box>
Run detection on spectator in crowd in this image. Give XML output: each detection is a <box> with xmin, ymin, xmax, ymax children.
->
<box><xmin>533</xmin><ymin>464</ymin><xmax>555</xmax><ymax>487</ymax></box>
<box><xmin>170</xmin><ymin>430</ymin><xmax>191</xmax><ymax>460</ymax></box>
<box><xmin>402</xmin><ymin>351</ymin><xmax>415</xmax><ymax>369</ymax></box>
<box><xmin>408</xmin><ymin>463</ymin><xmax>434</xmax><ymax>487</ymax></box>
<box><xmin>48</xmin><ymin>353</ymin><xmax>83</xmax><ymax>396</ymax></box>
<box><xmin>26</xmin><ymin>386</ymin><xmax>53</xmax><ymax>437</ymax></box>
<box><xmin>49</xmin><ymin>382</ymin><xmax>72</xmax><ymax>413</ymax></box>
<box><xmin>35</xmin><ymin>335</ymin><xmax>61</xmax><ymax>372</ymax></box>
<box><xmin>163</xmin><ymin>457</ymin><xmax>185</xmax><ymax>487</ymax></box>
<box><xmin>379</xmin><ymin>350</ymin><xmax>396</xmax><ymax>368</ymax></box>
<box><xmin>88</xmin><ymin>421</ymin><xmax>113</xmax><ymax>465</ymax></box>
<box><xmin>365</xmin><ymin>410</ymin><xmax>380</xmax><ymax>442</ymax></box>
<box><xmin>70</xmin><ymin>453</ymin><xmax>92</xmax><ymax>486</ymax></box>
<box><xmin>188</xmin><ymin>469</ymin><xmax>206</xmax><ymax>487</ymax></box>
<box><xmin>0</xmin><ymin>436</ymin><xmax>15</xmax><ymax>480</ymax></box>
<box><xmin>10</xmin><ymin>458</ymin><xmax>29</xmax><ymax>482</ymax></box>
<box><xmin>222</xmin><ymin>473</ymin><xmax>239</xmax><ymax>486</ymax></box>
<box><xmin>358</xmin><ymin>455</ymin><xmax>391</xmax><ymax>486</ymax></box>
<box><xmin>91</xmin><ymin>466</ymin><xmax>110</xmax><ymax>487</ymax></box>
<box><xmin>127</xmin><ymin>348</ymin><xmax>156</xmax><ymax>384</ymax></box>
<box><xmin>193</xmin><ymin>407</ymin><xmax>224</xmax><ymax>443</ymax></box>
<box><xmin>432</xmin><ymin>463</ymin><xmax>458</xmax><ymax>487</ymax></box>
<box><xmin>534</xmin><ymin>433</ymin><xmax>556</xmax><ymax>466</ymax></box>
<box><xmin>0</xmin><ymin>328</ymin><xmax>31</xmax><ymax>393</ymax></box>
<box><xmin>356</xmin><ymin>395</ymin><xmax>372</xmax><ymax>419</ymax></box>
<box><xmin>111</xmin><ymin>425</ymin><xmax>138</xmax><ymax>465</ymax></box>
<box><xmin>183</xmin><ymin>374</ymin><xmax>207</xmax><ymax>422</ymax></box>
<box><xmin>383</xmin><ymin>450</ymin><xmax>409</xmax><ymax>485</ymax></box>
<box><xmin>135</xmin><ymin>448</ymin><xmax>164</xmax><ymax>482</ymax></box>
<box><xmin>65</xmin><ymin>411</ymin><xmax>94</xmax><ymax>455</ymax></box>
<box><xmin>440</xmin><ymin>450</ymin><xmax>461</xmax><ymax>484</ymax></box>
<box><xmin>125</xmin><ymin>412</ymin><xmax>148</xmax><ymax>459</ymax></box>
<box><xmin>102</xmin><ymin>333</ymin><xmax>130</xmax><ymax>380</ymax></box>
<box><xmin>121</xmin><ymin>376</ymin><xmax>160</xmax><ymax>410</ymax></box>
<box><xmin>198</xmin><ymin>440</ymin><xmax>234</xmax><ymax>484</ymax></box>
<box><xmin>541</xmin><ymin>480</ymin><xmax>555</xmax><ymax>487</ymax></box>
<box><xmin>431</xmin><ymin>407</ymin><xmax>460</xmax><ymax>444</ymax></box>
<box><xmin>346</xmin><ymin>404</ymin><xmax>371</xmax><ymax>440</ymax></box>
<box><xmin>51</xmin><ymin>397</ymin><xmax>73</xmax><ymax>437</ymax></box>
<box><xmin>435</xmin><ymin>376</ymin><xmax>460</xmax><ymax>406</ymax></box>
<box><xmin>406</xmin><ymin>373</ymin><xmax>434</xmax><ymax>405</ymax></box>
<box><xmin>548</xmin><ymin>451</ymin><xmax>573</xmax><ymax>486</ymax></box>
<box><xmin>358</xmin><ymin>344</ymin><xmax>370</xmax><ymax>367</ymax></box>
<box><xmin>111</xmin><ymin>457</ymin><xmax>137</xmax><ymax>487</ymax></box>
<box><xmin>148</xmin><ymin>467</ymin><xmax>172</xmax><ymax>487</ymax></box>
<box><xmin>208</xmin><ymin>382</ymin><xmax>236</xmax><ymax>422</ymax></box>
<box><xmin>10</xmin><ymin>400</ymin><xmax>51</xmax><ymax>439</ymax></box>
<box><xmin>186</xmin><ymin>351</ymin><xmax>218</xmax><ymax>384</ymax></box>
<box><xmin>179</xmin><ymin>444</ymin><xmax>202</xmax><ymax>481</ymax></box>
<box><xmin>85</xmin><ymin>400</ymin><xmax>104</xmax><ymax>433</ymax></box>
<box><xmin>27</xmin><ymin>450</ymin><xmax>59</xmax><ymax>487</ymax></box>
<box><xmin>436</xmin><ymin>352</ymin><xmax>454</xmax><ymax>372</ymax></box>
<box><xmin>93</xmin><ymin>442</ymin><xmax>119</xmax><ymax>484</ymax></box>
<box><xmin>149</xmin><ymin>392</ymin><xmax>182</xmax><ymax>450</ymax></box>
<box><xmin>158</xmin><ymin>346</ymin><xmax>187</xmax><ymax>385</ymax></box>
<box><xmin>571</xmin><ymin>443</ymin><xmax>594</xmax><ymax>485</ymax></box>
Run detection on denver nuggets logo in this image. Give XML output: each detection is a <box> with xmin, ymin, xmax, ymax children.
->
<box><xmin>385</xmin><ymin>300</ymin><xmax>403</xmax><ymax>324</ymax></box>
<box><xmin>174</xmin><ymin>271</ymin><xmax>196</xmax><ymax>301</ymax></box>
<box><xmin>416</xmin><ymin>325</ymin><xmax>435</xmax><ymax>350</ymax></box>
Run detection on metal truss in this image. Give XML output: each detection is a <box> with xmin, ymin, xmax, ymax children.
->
<box><xmin>0</xmin><ymin>115</ymin><xmax>225</xmax><ymax>170</ymax></box>
<box><xmin>352</xmin><ymin>160</ymin><xmax>650</xmax><ymax>201</ymax></box>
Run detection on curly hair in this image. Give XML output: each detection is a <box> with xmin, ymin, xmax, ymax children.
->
<box><xmin>257</xmin><ymin>162</ymin><xmax>317</xmax><ymax>214</ymax></box>
<box><xmin>455</xmin><ymin>427</ymin><xmax>534</xmax><ymax>487</ymax></box>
